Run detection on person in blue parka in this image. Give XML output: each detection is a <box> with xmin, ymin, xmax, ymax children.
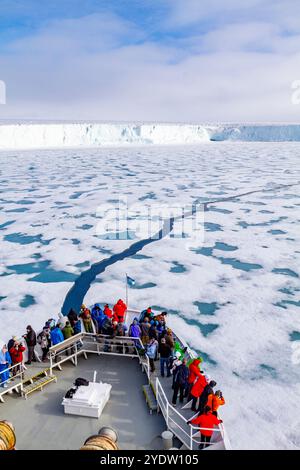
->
<box><xmin>73</xmin><ymin>319</ymin><xmax>82</xmax><ymax>335</ymax></box>
<box><xmin>91</xmin><ymin>304</ymin><xmax>105</xmax><ymax>333</ymax></box>
<box><xmin>50</xmin><ymin>324</ymin><xmax>64</xmax><ymax>346</ymax></box>
<box><xmin>0</xmin><ymin>344</ymin><xmax>11</xmax><ymax>388</ymax></box>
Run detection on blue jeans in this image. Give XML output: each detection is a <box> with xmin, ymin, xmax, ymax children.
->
<box><xmin>160</xmin><ymin>357</ymin><xmax>171</xmax><ymax>377</ymax></box>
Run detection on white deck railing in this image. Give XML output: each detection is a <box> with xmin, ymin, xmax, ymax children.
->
<box><xmin>156</xmin><ymin>377</ymin><xmax>226</xmax><ymax>450</ymax></box>
<box><xmin>125</xmin><ymin>309</ymin><xmax>231</xmax><ymax>450</ymax></box>
<box><xmin>49</xmin><ymin>331</ymin><xmax>150</xmax><ymax>379</ymax></box>
<box><xmin>0</xmin><ymin>362</ymin><xmax>24</xmax><ymax>402</ymax></box>
<box><xmin>23</xmin><ymin>307</ymin><xmax>230</xmax><ymax>450</ymax></box>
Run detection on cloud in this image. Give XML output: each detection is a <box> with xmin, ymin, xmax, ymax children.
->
<box><xmin>0</xmin><ymin>2</ymin><xmax>300</xmax><ymax>122</ymax></box>
<box><xmin>164</xmin><ymin>0</ymin><xmax>300</xmax><ymax>32</ymax></box>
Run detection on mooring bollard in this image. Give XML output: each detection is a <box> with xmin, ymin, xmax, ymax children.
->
<box><xmin>161</xmin><ymin>430</ymin><xmax>173</xmax><ymax>450</ymax></box>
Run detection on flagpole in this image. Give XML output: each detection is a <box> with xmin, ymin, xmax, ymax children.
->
<box><xmin>125</xmin><ymin>273</ymin><xmax>128</xmax><ymax>309</ymax></box>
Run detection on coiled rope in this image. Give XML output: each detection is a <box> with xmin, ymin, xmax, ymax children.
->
<box><xmin>0</xmin><ymin>421</ymin><xmax>16</xmax><ymax>451</ymax></box>
<box><xmin>80</xmin><ymin>427</ymin><xmax>119</xmax><ymax>451</ymax></box>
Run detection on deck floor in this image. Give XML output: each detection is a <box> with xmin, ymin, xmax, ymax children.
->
<box><xmin>0</xmin><ymin>354</ymin><xmax>167</xmax><ymax>450</ymax></box>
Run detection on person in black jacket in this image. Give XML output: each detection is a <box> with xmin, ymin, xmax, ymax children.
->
<box><xmin>197</xmin><ymin>380</ymin><xmax>217</xmax><ymax>413</ymax></box>
<box><xmin>67</xmin><ymin>308</ymin><xmax>78</xmax><ymax>328</ymax></box>
<box><xmin>172</xmin><ymin>358</ymin><xmax>189</xmax><ymax>406</ymax></box>
<box><xmin>101</xmin><ymin>317</ymin><xmax>114</xmax><ymax>352</ymax></box>
<box><xmin>23</xmin><ymin>325</ymin><xmax>37</xmax><ymax>364</ymax></box>
<box><xmin>158</xmin><ymin>338</ymin><xmax>172</xmax><ymax>377</ymax></box>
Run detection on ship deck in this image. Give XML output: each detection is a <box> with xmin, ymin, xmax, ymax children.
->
<box><xmin>0</xmin><ymin>354</ymin><xmax>167</xmax><ymax>450</ymax></box>
<box><xmin>0</xmin><ymin>310</ymin><xmax>229</xmax><ymax>450</ymax></box>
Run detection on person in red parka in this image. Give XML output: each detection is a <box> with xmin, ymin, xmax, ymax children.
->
<box><xmin>9</xmin><ymin>340</ymin><xmax>26</xmax><ymax>377</ymax></box>
<box><xmin>187</xmin><ymin>358</ymin><xmax>202</xmax><ymax>399</ymax></box>
<box><xmin>188</xmin><ymin>406</ymin><xmax>222</xmax><ymax>449</ymax></box>
<box><xmin>190</xmin><ymin>373</ymin><xmax>208</xmax><ymax>411</ymax></box>
<box><xmin>104</xmin><ymin>304</ymin><xmax>113</xmax><ymax>319</ymax></box>
<box><xmin>113</xmin><ymin>299</ymin><xmax>127</xmax><ymax>323</ymax></box>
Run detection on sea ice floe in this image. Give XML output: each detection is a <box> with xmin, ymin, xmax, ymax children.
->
<box><xmin>0</xmin><ymin>142</ymin><xmax>299</xmax><ymax>450</ymax></box>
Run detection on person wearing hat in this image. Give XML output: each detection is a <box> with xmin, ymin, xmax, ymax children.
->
<box><xmin>154</xmin><ymin>311</ymin><xmax>168</xmax><ymax>324</ymax></box>
<box><xmin>9</xmin><ymin>338</ymin><xmax>26</xmax><ymax>377</ymax></box>
<box><xmin>139</xmin><ymin>307</ymin><xmax>153</xmax><ymax>323</ymax></box>
<box><xmin>158</xmin><ymin>337</ymin><xmax>172</xmax><ymax>377</ymax></box>
<box><xmin>104</xmin><ymin>304</ymin><xmax>113</xmax><ymax>319</ymax></box>
<box><xmin>172</xmin><ymin>358</ymin><xmax>189</xmax><ymax>406</ymax></box>
<box><xmin>197</xmin><ymin>380</ymin><xmax>217</xmax><ymax>414</ymax></box>
<box><xmin>37</xmin><ymin>327</ymin><xmax>51</xmax><ymax>361</ymax></box>
<box><xmin>7</xmin><ymin>336</ymin><xmax>17</xmax><ymax>352</ymax></box>
<box><xmin>207</xmin><ymin>390</ymin><xmax>225</xmax><ymax>415</ymax></box>
<box><xmin>23</xmin><ymin>325</ymin><xmax>37</xmax><ymax>365</ymax></box>
<box><xmin>80</xmin><ymin>305</ymin><xmax>93</xmax><ymax>333</ymax></box>
<box><xmin>146</xmin><ymin>337</ymin><xmax>158</xmax><ymax>373</ymax></box>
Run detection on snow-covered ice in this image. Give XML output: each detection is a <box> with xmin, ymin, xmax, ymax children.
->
<box><xmin>0</xmin><ymin>139</ymin><xmax>300</xmax><ymax>450</ymax></box>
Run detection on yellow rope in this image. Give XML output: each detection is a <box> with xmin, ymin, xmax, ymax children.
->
<box><xmin>80</xmin><ymin>435</ymin><xmax>119</xmax><ymax>451</ymax></box>
<box><xmin>0</xmin><ymin>421</ymin><xmax>16</xmax><ymax>451</ymax></box>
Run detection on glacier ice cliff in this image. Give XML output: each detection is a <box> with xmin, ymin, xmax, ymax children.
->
<box><xmin>1</xmin><ymin>122</ymin><xmax>300</xmax><ymax>150</ymax></box>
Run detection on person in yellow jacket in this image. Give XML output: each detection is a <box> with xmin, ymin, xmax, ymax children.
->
<box><xmin>80</xmin><ymin>304</ymin><xmax>93</xmax><ymax>333</ymax></box>
<box><xmin>206</xmin><ymin>390</ymin><xmax>225</xmax><ymax>415</ymax></box>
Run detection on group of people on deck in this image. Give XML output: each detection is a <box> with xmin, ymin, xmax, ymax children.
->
<box><xmin>69</xmin><ymin>299</ymin><xmax>128</xmax><ymax>336</ymax></box>
<box><xmin>127</xmin><ymin>306</ymin><xmax>226</xmax><ymax>450</ymax></box>
<box><xmin>0</xmin><ymin>299</ymin><xmax>128</xmax><ymax>388</ymax></box>
<box><xmin>1</xmin><ymin>300</ymin><xmax>225</xmax><ymax>449</ymax></box>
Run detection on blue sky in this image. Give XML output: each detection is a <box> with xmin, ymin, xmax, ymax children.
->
<box><xmin>0</xmin><ymin>0</ymin><xmax>300</xmax><ymax>121</ymax></box>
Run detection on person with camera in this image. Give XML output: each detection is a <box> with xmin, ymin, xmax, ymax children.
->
<box><xmin>9</xmin><ymin>339</ymin><xmax>25</xmax><ymax>378</ymax></box>
<box><xmin>207</xmin><ymin>389</ymin><xmax>225</xmax><ymax>416</ymax></box>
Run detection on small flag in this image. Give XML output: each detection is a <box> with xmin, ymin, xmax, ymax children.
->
<box><xmin>126</xmin><ymin>275</ymin><xmax>136</xmax><ymax>287</ymax></box>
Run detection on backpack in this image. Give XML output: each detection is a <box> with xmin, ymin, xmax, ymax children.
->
<box><xmin>74</xmin><ymin>377</ymin><xmax>89</xmax><ymax>387</ymax></box>
<box><xmin>65</xmin><ymin>387</ymin><xmax>77</xmax><ymax>399</ymax></box>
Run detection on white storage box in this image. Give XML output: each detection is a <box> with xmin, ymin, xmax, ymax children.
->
<box><xmin>62</xmin><ymin>382</ymin><xmax>111</xmax><ymax>418</ymax></box>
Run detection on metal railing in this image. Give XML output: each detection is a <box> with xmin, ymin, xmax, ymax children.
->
<box><xmin>136</xmin><ymin>313</ymin><xmax>231</xmax><ymax>450</ymax></box>
<box><xmin>170</xmin><ymin>331</ymin><xmax>231</xmax><ymax>449</ymax></box>
<box><xmin>6</xmin><ymin>306</ymin><xmax>230</xmax><ymax>449</ymax></box>
<box><xmin>126</xmin><ymin>307</ymin><xmax>230</xmax><ymax>449</ymax></box>
<box><xmin>156</xmin><ymin>378</ymin><xmax>225</xmax><ymax>450</ymax></box>
<box><xmin>49</xmin><ymin>332</ymin><xmax>150</xmax><ymax>379</ymax></box>
<box><xmin>0</xmin><ymin>362</ymin><xmax>24</xmax><ymax>402</ymax></box>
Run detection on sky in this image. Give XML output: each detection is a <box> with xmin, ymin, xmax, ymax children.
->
<box><xmin>0</xmin><ymin>0</ymin><xmax>300</xmax><ymax>122</ymax></box>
